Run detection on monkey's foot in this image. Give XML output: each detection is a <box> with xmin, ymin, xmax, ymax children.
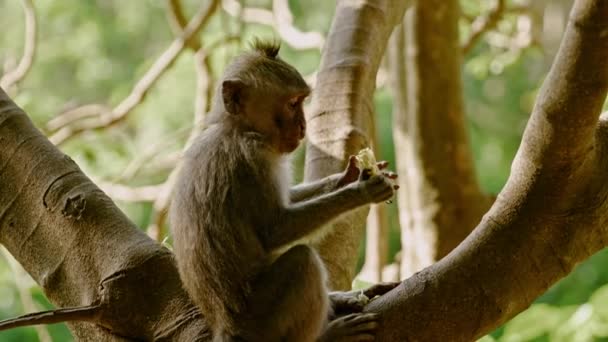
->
<box><xmin>319</xmin><ymin>313</ymin><xmax>378</xmax><ymax>342</ymax></box>
<box><xmin>330</xmin><ymin>282</ymin><xmax>400</xmax><ymax>316</ymax></box>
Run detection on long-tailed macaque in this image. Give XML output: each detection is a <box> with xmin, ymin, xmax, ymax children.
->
<box><xmin>170</xmin><ymin>40</ymin><xmax>397</xmax><ymax>342</ymax></box>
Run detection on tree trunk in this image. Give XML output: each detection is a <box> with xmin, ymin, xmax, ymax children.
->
<box><xmin>388</xmin><ymin>0</ymin><xmax>491</xmax><ymax>277</ymax></box>
<box><xmin>305</xmin><ymin>0</ymin><xmax>412</xmax><ymax>290</ymax></box>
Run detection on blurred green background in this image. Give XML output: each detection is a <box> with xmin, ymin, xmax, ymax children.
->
<box><xmin>1</xmin><ymin>0</ymin><xmax>608</xmax><ymax>341</ymax></box>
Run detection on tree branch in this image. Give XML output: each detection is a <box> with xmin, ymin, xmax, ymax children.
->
<box><xmin>304</xmin><ymin>0</ymin><xmax>413</xmax><ymax>290</ymax></box>
<box><xmin>47</xmin><ymin>0</ymin><xmax>220</xmax><ymax>146</ymax></box>
<box><xmin>0</xmin><ymin>248</ymin><xmax>52</xmax><ymax>342</ymax></box>
<box><xmin>461</xmin><ymin>0</ymin><xmax>506</xmax><ymax>55</ymax></box>
<box><xmin>0</xmin><ymin>0</ymin><xmax>37</xmax><ymax>92</ymax></box>
<box><xmin>0</xmin><ymin>305</ymin><xmax>101</xmax><ymax>332</ymax></box>
<box><xmin>0</xmin><ymin>87</ymin><xmax>210</xmax><ymax>340</ymax></box>
<box><xmin>166</xmin><ymin>0</ymin><xmax>202</xmax><ymax>51</ymax></box>
<box><xmin>96</xmin><ymin>181</ymin><xmax>164</xmax><ymax>202</ymax></box>
<box><xmin>221</xmin><ymin>0</ymin><xmax>325</xmax><ymax>50</ymax></box>
<box><xmin>367</xmin><ymin>1</ymin><xmax>608</xmax><ymax>340</ymax></box>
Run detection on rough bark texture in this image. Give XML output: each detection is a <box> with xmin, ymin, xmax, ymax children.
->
<box><xmin>0</xmin><ymin>94</ymin><xmax>209</xmax><ymax>340</ymax></box>
<box><xmin>367</xmin><ymin>0</ymin><xmax>608</xmax><ymax>340</ymax></box>
<box><xmin>388</xmin><ymin>0</ymin><xmax>491</xmax><ymax>278</ymax></box>
<box><xmin>305</xmin><ymin>0</ymin><xmax>412</xmax><ymax>290</ymax></box>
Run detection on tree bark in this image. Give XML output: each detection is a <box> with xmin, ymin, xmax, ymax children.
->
<box><xmin>0</xmin><ymin>92</ymin><xmax>209</xmax><ymax>340</ymax></box>
<box><xmin>305</xmin><ymin>0</ymin><xmax>412</xmax><ymax>290</ymax></box>
<box><xmin>367</xmin><ymin>0</ymin><xmax>608</xmax><ymax>340</ymax></box>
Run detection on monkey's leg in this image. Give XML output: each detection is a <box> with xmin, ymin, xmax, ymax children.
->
<box><xmin>240</xmin><ymin>245</ymin><xmax>379</xmax><ymax>342</ymax></box>
<box><xmin>240</xmin><ymin>244</ymin><xmax>329</xmax><ymax>342</ymax></box>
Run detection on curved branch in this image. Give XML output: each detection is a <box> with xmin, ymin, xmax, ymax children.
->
<box><xmin>45</xmin><ymin>104</ymin><xmax>111</xmax><ymax>132</ymax></box>
<box><xmin>0</xmin><ymin>0</ymin><xmax>37</xmax><ymax>91</ymax></box>
<box><xmin>97</xmin><ymin>181</ymin><xmax>164</xmax><ymax>202</ymax></box>
<box><xmin>47</xmin><ymin>0</ymin><xmax>220</xmax><ymax>146</ymax></box>
<box><xmin>461</xmin><ymin>0</ymin><xmax>506</xmax><ymax>54</ymax></box>
<box><xmin>221</xmin><ymin>0</ymin><xmax>274</xmax><ymax>25</ymax></box>
<box><xmin>166</xmin><ymin>0</ymin><xmax>202</xmax><ymax>51</ymax></box>
<box><xmin>367</xmin><ymin>0</ymin><xmax>608</xmax><ymax>340</ymax></box>
<box><xmin>304</xmin><ymin>0</ymin><xmax>412</xmax><ymax>290</ymax></box>
<box><xmin>222</xmin><ymin>0</ymin><xmax>325</xmax><ymax>50</ymax></box>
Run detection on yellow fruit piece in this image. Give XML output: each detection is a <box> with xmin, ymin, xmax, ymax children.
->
<box><xmin>356</xmin><ymin>148</ymin><xmax>379</xmax><ymax>176</ymax></box>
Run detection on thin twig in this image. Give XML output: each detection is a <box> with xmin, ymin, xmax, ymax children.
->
<box><xmin>222</xmin><ymin>0</ymin><xmax>325</xmax><ymax>51</ymax></box>
<box><xmin>48</xmin><ymin>0</ymin><xmax>220</xmax><ymax>146</ymax></box>
<box><xmin>166</xmin><ymin>0</ymin><xmax>202</xmax><ymax>51</ymax></box>
<box><xmin>114</xmin><ymin>126</ymin><xmax>192</xmax><ymax>182</ymax></box>
<box><xmin>222</xmin><ymin>0</ymin><xmax>274</xmax><ymax>25</ymax></box>
<box><xmin>0</xmin><ymin>0</ymin><xmax>37</xmax><ymax>92</ymax></box>
<box><xmin>46</xmin><ymin>104</ymin><xmax>111</xmax><ymax>132</ymax></box>
<box><xmin>0</xmin><ymin>305</ymin><xmax>101</xmax><ymax>332</ymax></box>
<box><xmin>97</xmin><ymin>181</ymin><xmax>165</xmax><ymax>202</ymax></box>
<box><xmin>146</xmin><ymin>16</ymin><xmax>223</xmax><ymax>242</ymax></box>
<box><xmin>0</xmin><ymin>248</ymin><xmax>51</xmax><ymax>341</ymax></box>
<box><xmin>461</xmin><ymin>0</ymin><xmax>506</xmax><ymax>55</ymax></box>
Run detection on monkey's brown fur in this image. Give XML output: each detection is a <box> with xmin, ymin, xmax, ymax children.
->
<box><xmin>170</xmin><ymin>40</ymin><xmax>395</xmax><ymax>341</ymax></box>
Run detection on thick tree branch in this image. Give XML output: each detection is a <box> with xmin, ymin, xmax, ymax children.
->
<box><xmin>305</xmin><ymin>0</ymin><xmax>412</xmax><ymax>290</ymax></box>
<box><xmin>47</xmin><ymin>0</ymin><xmax>220</xmax><ymax>146</ymax></box>
<box><xmin>0</xmin><ymin>0</ymin><xmax>37</xmax><ymax>92</ymax></box>
<box><xmin>367</xmin><ymin>0</ymin><xmax>608</xmax><ymax>340</ymax></box>
<box><xmin>0</xmin><ymin>87</ymin><xmax>209</xmax><ymax>340</ymax></box>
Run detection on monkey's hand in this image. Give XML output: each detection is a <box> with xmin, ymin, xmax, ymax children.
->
<box><xmin>336</xmin><ymin>155</ymin><xmax>396</xmax><ymax>189</ymax></box>
<box><xmin>329</xmin><ymin>290</ymin><xmax>369</xmax><ymax>316</ymax></box>
<box><xmin>319</xmin><ymin>313</ymin><xmax>379</xmax><ymax>342</ymax></box>
<box><xmin>352</xmin><ymin>174</ymin><xmax>395</xmax><ymax>204</ymax></box>
<box><xmin>361</xmin><ymin>281</ymin><xmax>400</xmax><ymax>299</ymax></box>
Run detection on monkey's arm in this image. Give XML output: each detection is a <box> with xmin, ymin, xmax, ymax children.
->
<box><xmin>263</xmin><ymin>176</ymin><xmax>393</xmax><ymax>251</ymax></box>
<box><xmin>289</xmin><ymin>174</ymin><xmax>341</xmax><ymax>202</ymax></box>
<box><xmin>289</xmin><ymin>156</ymin><xmax>364</xmax><ymax>203</ymax></box>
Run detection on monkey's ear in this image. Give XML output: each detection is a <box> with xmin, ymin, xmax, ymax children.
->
<box><xmin>222</xmin><ymin>79</ymin><xmax>245</xmax><ymax>115</ymax></box>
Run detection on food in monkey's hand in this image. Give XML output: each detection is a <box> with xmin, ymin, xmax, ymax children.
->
<box><xmin>355</xmin><ymin>147</ymin><xmax>379</xmax><ymax>178</ymax></box>
<box><xmin>356</xmin><ymin>147</ymin><xmax>394</xmax><ymax>203</ymax></box>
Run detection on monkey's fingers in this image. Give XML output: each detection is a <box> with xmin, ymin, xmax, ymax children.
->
<box><xmin>363</xmin><ymin>282</ymin><xmax>401</xmax><ymax>298</ymax></box>
<box><xmin>329</xmin><ymin>313</ymin><xmax>378</xmax><ymax>341</ymax></box>
<box><xmin>382</xmin><ymin>171</ymin><xmax>398</xmax><ymax>180</ymax></box>
<box><xmin>376</xmin><ymin>160</ymin><xmax>389</xmax><ymax>170</ymax></box>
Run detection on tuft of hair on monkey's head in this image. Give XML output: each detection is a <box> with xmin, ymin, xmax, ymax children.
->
<box><xmin>250</xmin><ymin>38</ymin><xmax>281</xmax><ymax>59</ymax></box>
<box><xmin>219</xmin><ymin>38</ymin><xmax>309</xmax><ymax>91</ymax></box>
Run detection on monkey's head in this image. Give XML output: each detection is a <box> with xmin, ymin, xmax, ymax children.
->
<box><xmin>218</xmin><ymin>39</ymin><xmax>310</xmax><ymax>154</ymax></box>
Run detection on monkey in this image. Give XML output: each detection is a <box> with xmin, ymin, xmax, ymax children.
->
<box><xmin>169</xmin><ymin>39</ymin><xmax>397</xmax><ymax>342</ymax></box>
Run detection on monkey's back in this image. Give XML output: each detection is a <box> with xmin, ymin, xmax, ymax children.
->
<box><xmin>170</xmin><ymin>123</ymin><xmax>278</xmax><ymax>332</ymax></box>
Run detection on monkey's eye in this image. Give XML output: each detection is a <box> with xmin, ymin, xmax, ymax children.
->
<box><xmin>288</xmin><ymin>98</ymin><xmax>299</xmax><ymax>109</ymax></box>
